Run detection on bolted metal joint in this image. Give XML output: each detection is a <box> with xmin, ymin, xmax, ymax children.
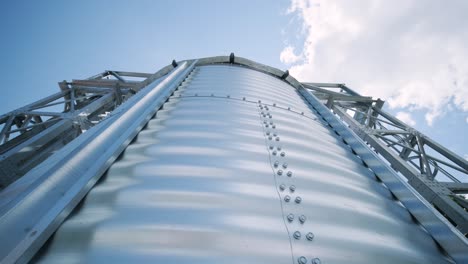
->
<box><xmin>298</xmin><ymin>256</ymin><xmax>307</xmax><ymax>264</ymax></box>
<box><xmin>299</xmin><ymin>215</ymin><xmax>306</xmax><ymax>224</ymax></box>
<box><xmin>295</xmin><ymin>196</ymin><xmax>302</xmax><ymax>204</ymax></box>
<box><xmin>287</xmin><ymin>213</ymin><xmax>294</xmax><ymax>222</ymax></box>
<box><xmin>289</xmin><ymin>185</ymin><xmax>296</xmax><ymax>192</ymax></box>
<box><xmin>312</xmin><ymin>258</ymin><xmax>321</xmax><ymax>264</ymax></box>
<box><xmin>293</xmin><ymin>231</ymin><xmax>301</xmax><ymax>240</ymax></box>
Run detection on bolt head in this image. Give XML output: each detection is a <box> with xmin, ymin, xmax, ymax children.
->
<box><xmin>289</xmin><ymin>185</ymin><xmax>296</xmax><ymax>192</ymax></box>
<box><xmin>288</xmin><ymin>107</ymin><xmax>291</xmax><ymax>110</ymax></box>
<box><xmin>272</xmin><ymin>125</ymin><xmax>276</xmax><ymax>129</ymax></box>
<box><xmin>277</xmin><ymin>146</ymin><xmax>281</xmax><ymax>150</ymax></box>
<box><xmin>298</xmin><ymin>256</ymin><xmax>307</xmax><ymax>264</ymax></box>
<box><xmin>273</xmin><ymin>103</ymin><xmax>276</xmax><ymax>106</ymax></box>
<box><xmin>293</xmin><ymin>231</ymin><xmax>301</xmax><ymax>239</ymax></box>
<box><xmin>277</xmin><ymin>170</ymin><xmax>283</xmax><ymax>176</ymax></box>
<box><xmin>211</xmin><ymin>93</ymin><xmax>214</xmax><ymax>96</ymax></box>
<box><xmin>275</xmin><ymin>137</ymin><xmax>280</xmax><ymax>141</ymax></box>
<box><xmin>306</xmin><ymin>232</ymin><xmax>315</xmax><ymax>241</ymax></box>
<box><xmin>268</xmin><ymin>136</ymin><xmax>272</xmax><ymax>140</ymax></box>
<box><xmin>284</xmin><ymin>195</ymin><xmax>291</xmax><ymax>202</ymax></box>
<box><xmin>272</xmin><ymin>151</ymin><xmax>277</xmax><ymax>155</ymax></box>
<box><xmin>279</xmin><ymin>184</ymin><xmax>286</xmax><ymax>191</ymax></box>
<box><xmin>269</xmin><ymin>146</ymin><xmax>274</xmax><ymax>150</ymax></box>
<box><xmin>312</xmin><ymin>258</ymin><xmax>321</xmax><ymax>264</ymax></box>
<box><xmin>280</xmin><ymin>152</ymin><xmax>285</xmax><ymax>157</ymax></box>
<box><xmin>273</xmin><ymin>133</ymin><xmax>277</xmax><ymax>137</ymax></box>
<box><xmin>243</xmin><ymin>97</ymin><xmax>246</xmax><ymax>100</ymax></box>
<box><xmin>299</xmin><ymin>215</ymin><xmax>306</xmax><ymax>223</ymax></box>
<box><xmin>295</xmin><ymin>196</ymin><xmax>302</xmax><ymax>204</ymax></box>
<box><xmin>274</xmin><ymin>161</ymin><xmax>279</xmax><ymax>167</ymax></box>
<box><xmin>287</xmin><ymin>171</ymin><xmax>292</xmax><ymax>177</ymax></box>
<box><xmin>301</xmin><ymin>112</ymin><xmax>304</xmax><ymax>115</ymax></box>
<box><xmin>287</xmin><ymin>213</ymin><xmax>294</xmax><ymax>222</ymax></box>
<box><xmin>282</xmin><ymin>163</ymin><xmax>288</xmax><ymax>169</ymax></box>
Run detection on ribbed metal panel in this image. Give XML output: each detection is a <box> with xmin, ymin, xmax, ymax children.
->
<box><xmin>33</xmin><ymin>65</ymin><xmax>451</xmax><ymax>263</ymax></box>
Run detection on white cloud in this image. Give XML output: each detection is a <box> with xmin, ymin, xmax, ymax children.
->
<box><xmin>396</xmin><ymin>111</ymin><xmax>416</xmax><ymax>127</ymax></box>
<box><xmin>282</xmin><ymin>0</ymin><xmax>468</xmax><ymax>126</ymax></box>
<box><xmin>280</xmin><ymin>46</ymin><xmax>302</xmax><ymax>64</ymax></box>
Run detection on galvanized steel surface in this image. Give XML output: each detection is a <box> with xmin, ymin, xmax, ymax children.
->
<box><xmin>34</xmin><ymin>65</ymin><xmax>451</xmax><ymax>263</ymax></box>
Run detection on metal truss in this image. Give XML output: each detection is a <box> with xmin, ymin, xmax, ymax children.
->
<box><xmin>303</xmin><ymin>82</ymin><xmax>468</xmax><ymax>235</ymax></box>
<box><xmin>0</xmin><ymin>69</ymin><xmax>171</xmax><ymax>189</ymax></box>
<box><xmin>0</xmin><ymin>54</ymin><xmax>466</xmax><ymax>263</ymax></box>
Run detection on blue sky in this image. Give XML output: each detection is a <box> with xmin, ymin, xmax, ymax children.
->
<box><xmin>0</xmin><ymin>0</ymin><xmax>466</xmax><ymax>158</ymax></box>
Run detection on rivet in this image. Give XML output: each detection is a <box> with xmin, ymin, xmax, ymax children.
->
<box><xmin>264</xmin><ymin>121</ymin><xmax>267</xmax><ymax>124</ymax></box>
<box><xmin>295</xmin><ymin>196</ymin><xmax>302</xmax><ymax>204</ymax></box>
<box><xmin>272</xmin><ymin>151</ymin><xmax>277</xmax><ymax>156</ymax></box>
<box><xmin>301</xmin><ymin>112</ymin><xmax>304</xmax><ymax>115</ymax></box>
<box><xmin>268</xmin><ymin>136</ymin><xmax>272</xmax><ymax>140</ymax></box>
<box><xmin>287</xmin><ymin>213</ymin><xmax>294</xmax><ymax>222</ymax></box>
<box><xmin>288</xmin><ymin>107</ymin><xmax>291</xmax><ymax>110</ymax></box>
<box><xmin>280</xmin><ymin>152</ymin><xmax>285</xmax><ymax>157</ymax></box>
<box><xmin>289</xmin><ymin>185</ymin><xmax>296</xmax><ymax>192</ymax></box>
<box><xmin>243</xmin><ymin>97</ymin><xmax>246</xmax><ymax>101</ymax></box>
<box><xmin>277</xmin><ymin>170</ymin><xmax>283</xmax><ymax>176</ymax></box>
<box><xmin>273</xmin><ymin>103</ymin><xmax>276</xmax><ymax>107</ymax></box>
<box><xmin>269</xmin><ymin>115</ymin><xmax>272</xmax><ymax>119</ymax></box>
<box><xmin>287</xmin><ymin>171</ymin><xmax>292</xmax><ymax>177</ymax></box>
<box><xmin>277</xmin><ymin>146</ymin><xmax>281</xmax><ymax>151</ymax></box>
<box><xmin>265</xmin><ymin>106</ymin><xmax>269</xmax><ymax>110</ymax></box>
<box><xmin>293</xmin><ymin>231</ymin><xmax>301</xmax><ymax>240</ymax></box>
<box><xmin>279</xmin><ymin>184</ymin><xmax>286</xmax><ymax>191</ymax></box>
<box><xmin>272</xmin><ymin>125</ymin><xmax>276</xmax><ymax>129</ymax></box>
<box><xmin>269</xmin><ymin>146</ymin><xmax>274</xmax><ymax>150</ymax></box>
<box><xmin>299</xmin><ymin>215</ymin><xmax>306</xmax><ymax>224</ymax></box>
<box><xmin>273</xmin><ymin>133</ymin><xmax>277</xmax><ymax>137</ymax></box>
<box><xmin>270</xmin><ymin>122</ymin><xmax>274</xmax><ymax>125</ymax></box>
<box><xmin>312</xmin><ymin>258</ymin><xmax>321</xmax><ymax>264</ymax></box>
<box><xmin>282</xmin><ymin>163</ymin><xmax>288</xmax><ymax>169</ymax></box>
<box><xmin>274</xmin><ymin>161</ymin><xmax>279</xmax><ymax>167</ymax></box>
<box><xmin>298</xmin><ymin>256</ymin><xmax>307</xmax><ymax>264</ymax></box>
<box><xmin>263</xmin><ymin>114</ymin><xmax>267</xmax><ymax>117</ymax></box>
<box><xmin>258</xmin><ymin>100</ymin><xmax>261</xmax><ymax>103</ymax></box>
<box><xmin>266</xmin><ymin>131</ymin><xmax>270</xmax><ymax>135</ymax></box>
<box><xmin>266</xmin><ymin>124</ymin><xmax>269</xmax><ymax>128</ymax></box>
<box><xmin>275</xmin><ymin>137</ymin><xmax>280</xmax><ymax>141</ymax></box>
<box><xmin>306</xmin><ymin>232</ymin><xmax>314</xmax><ymax>241</ymax></box>
<box><xmin>284</xmin><ymin>195</ymin><xmax>291</xmax><ymax>202</ymax></box>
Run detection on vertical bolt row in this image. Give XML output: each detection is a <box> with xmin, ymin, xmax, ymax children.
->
<box><xmin>258</xmin><ymin>101</ymin><xmax>320</xmax><ymax>264</ymax></box>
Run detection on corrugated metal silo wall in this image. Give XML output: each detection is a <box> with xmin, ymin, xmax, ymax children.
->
<box><xmin>33</xmin><ymin>64</ymin><xmax>452</xmax><ymax>263</ymax></box>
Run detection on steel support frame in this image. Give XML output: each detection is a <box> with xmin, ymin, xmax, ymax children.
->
<box><xmin>0</xmin><ymin>69</ymin><xmax>175</xmax><ymax>189</ymax></box>
<box><xmin>0</xmin><ymin>54</ymin><xmax>466</xmax><ymax>263</ymax></box>
<box><xmin>298</xmin><ymin>87</ymin><xmax>468</xmax><ymax>263</ymax></box>
<box><xmin>0</xmin><ymin>60</ymin><xmax>196</xmax><ymax>264</ymax></box>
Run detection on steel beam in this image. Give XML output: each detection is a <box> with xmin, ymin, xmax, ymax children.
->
<box><xmin>0</xmin><ymin>60</ymin><xmax>196</xmax><ymax>264</ymax></box>
<box><xmin>298</xmin><ymin>87</ymin><xmax>468</xmax><ymax>263</ymax></box>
